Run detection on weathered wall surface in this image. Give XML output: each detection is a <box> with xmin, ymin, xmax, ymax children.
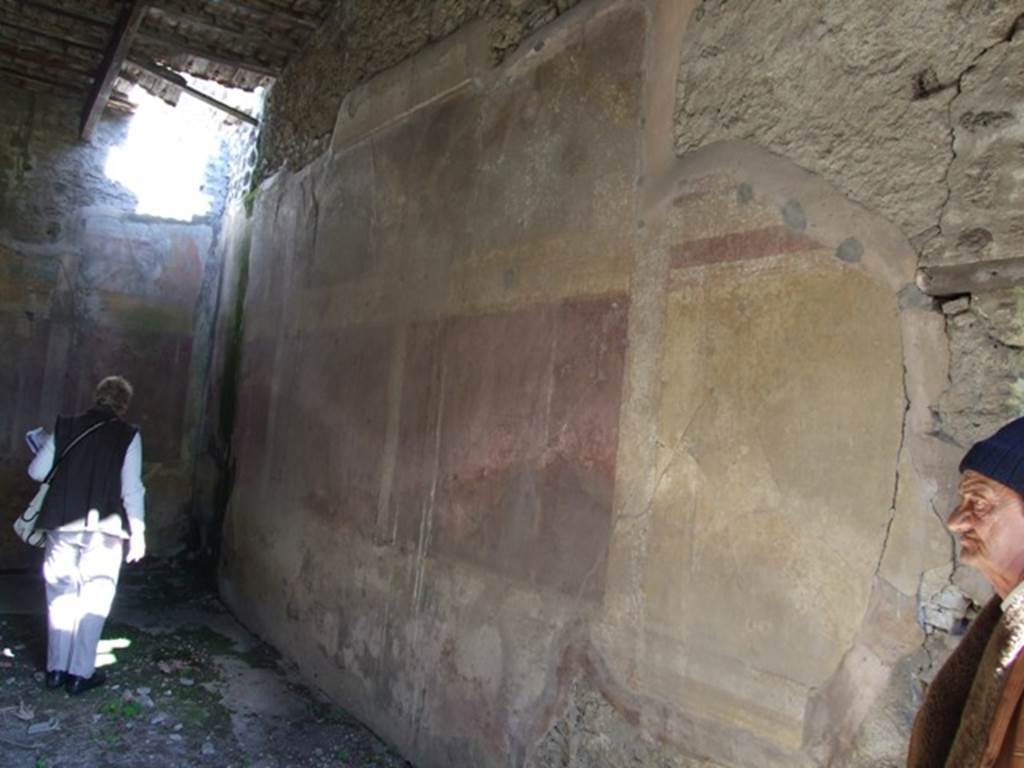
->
<box><xmin>673</xmin><ymin>1</ymin><xmax>1024</xmax><ymax>763</ymax></box>
<box><xmin>218</xmin><ymin>1</ymin><xmax>977</xmax><ymax>765</ymax></box>
<box><xmin>194</xmin><ymin>203</ymin><xmax>252</xmax><ymax>558</ymax></box>
<box><xmin>673</xmin><ymin>0</ymin><xmax>1022</xmax><ymax>242</ymax></box>
<box><xmin>255</xmin><ymin>0</ymin><xmax>584</xmax><ymax>183</ymax></box>
<box><xmin>672</xmin><ymin>0</ymin><xmax>1024</xmax><ymax>427</ymax></box>
<box><xmin>0</xmin><ymin>86</ymin><xmax>223</xmax><ymax>566</ymax></box>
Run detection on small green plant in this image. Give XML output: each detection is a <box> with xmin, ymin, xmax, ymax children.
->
<box><xmin>100</xmin><ymin>698</ymin><xmax>142</xmax><ymax>720</ymax></box>
<box><xmin>242</xmin><ymin>186</ymin><xmax>259</xmax><ymax>218</ymax></box>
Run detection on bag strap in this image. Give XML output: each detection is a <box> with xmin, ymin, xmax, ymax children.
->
<box><xmin>43</xmin><ymin>418</ymin><xmax>116</xmax><ymax>484</ymax></box>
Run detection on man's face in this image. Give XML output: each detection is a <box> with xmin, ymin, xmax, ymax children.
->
<box><xmin>947</xmin><ymin>470</ymin><xmax>1024</xmax><ymax>585</ymax></box>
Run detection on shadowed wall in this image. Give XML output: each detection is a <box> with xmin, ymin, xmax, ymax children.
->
<box><xmin>0</xmin><ymin>86</ymin><xmax>224</xmax><ymax>567</ymax></box>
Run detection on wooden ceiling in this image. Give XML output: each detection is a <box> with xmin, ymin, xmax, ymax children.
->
<box><xmin>0</xmin><ymin>0</ymin><xmax>331</xmax><ymax>138</ymax></box>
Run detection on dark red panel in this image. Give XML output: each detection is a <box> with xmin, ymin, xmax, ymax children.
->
<box><xmin>671</xmin><ymin>226</ymin><xmax>820</xmax><ymax>269</ymax></box>
<box><xmin>533</xmin><ymin>296</ymin><xmax>628</xmax><ymax>597</ymax></box>
<box><xmin>280</xmin><ymin>326</ymin><xmax>393</xmax><ymax>538</ymax></box>
<box><xmin>391</xmin><ymin>294</ymin><xmax>628</xmax><ymax>599</ymax></box>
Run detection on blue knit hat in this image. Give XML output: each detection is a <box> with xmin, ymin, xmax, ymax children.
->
<box><xmin>959</xmin><ymin>416</ymin><xmax>1024</xmax><ymax>495</ymax></box>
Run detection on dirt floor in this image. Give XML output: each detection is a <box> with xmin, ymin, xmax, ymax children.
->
<box><xmin>0</xmin><ymin>560</ymin><xmax>413</xmax><ymax>768</ymax></box>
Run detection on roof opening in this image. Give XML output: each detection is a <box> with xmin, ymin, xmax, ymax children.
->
<box><xmin>104</xmin><ymin>78</ymin><xmax>263</xmax><ymax>221</ymax></box>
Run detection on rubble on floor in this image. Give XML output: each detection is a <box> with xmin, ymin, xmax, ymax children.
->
<box><xmin>0</xmin><ymin>562</ymin><xmax>412</xmax><ymax>768</ymax></box>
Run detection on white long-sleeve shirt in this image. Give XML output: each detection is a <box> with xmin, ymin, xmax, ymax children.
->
<box><xmin>28</xmin><ymin>431</ymin><xmax>146</xmax><ymax>539</ymax></box>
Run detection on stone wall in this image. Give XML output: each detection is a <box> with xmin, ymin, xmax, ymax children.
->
<box><xmin>672</xmin><ymin>0</ymin><xmax>1024</xmax><ymax>434</ymax></box>
<box><xmin>213</xmin><ymin>0</ymin><xmax>999</xmax><ymax>765</ymax></box>
<box><xmin>674</xmin><ymin>1</ymin><xmax>1024</xmax><ymax>761</ymax></box>
<box><xmin>0</xmin><ymin>85</ymin><xmax>224</xmax><ymax>567</ymax></box>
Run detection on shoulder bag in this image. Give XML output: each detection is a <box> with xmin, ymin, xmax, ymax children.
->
<box><xmin>13</xmin><ymin>419</ymin><xmax>115</xmax><ymax>547</ymax></box>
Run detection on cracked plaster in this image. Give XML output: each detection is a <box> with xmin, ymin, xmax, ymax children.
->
<box><xmin>939</xmin><ymin>288</ymin><xmax>1024</xmax><ymax>444</ymax></box>
<box><xmin>211</xmin><ymin>0</ymin><xmax>1024</xmax><ymax>766</ymax></box>
<box><xmin>922</xmin><ymin>16</ymin><xmax>1024</xmax><ymax>272</ymax></box>
<box><xmin>673</xmin><ymin>8</ymin><xmax>1024</xmax><ymax>759</ymax></box>
<box><xmin>674</xmin><ymin>0</ymin><xmax>1024</xmax><ymax>242</ymax></box>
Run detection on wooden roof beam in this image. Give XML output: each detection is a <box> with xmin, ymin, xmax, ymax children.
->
<box><xmin>81</xmin><ymin>0</ymin><xmax>148</xmax><ymax>140</ymax></box>
<box><xmin>9</xmin><ymin>0</ymin><xmax>115</xmax><ymax>28</ymax></box>
<box><xmin>0</xmin><ymin>74</ymin><xmax>83</xmax><ymax>102</ymax></box>
<box><xmin>135</xmin><ymin>30</ymin><xmax>282</xmax><ymax>76</ymax></box>
<box><xmin>145</xmin><ymin>5</ymin><xmax>300</xmax><ymax>57</ymax></box>
<box><xmin>0</xmin><ymin>46</ymin><xmax>97</xmax><ymax>80</ymax></box>
<box><xmin>0</xmin><ymin>29</ymin><xmax>102</xmax><ymax>66</ymax></box>
<box><xmin>213</xmin><ymin>0</ymin><xmax>319</xmax><ymax>31</ymax></box>
<box><xmin>130</xmin><ymin>58</ymin><xmax>258</xmax><ymax>125</ymax></box>
<box><xmin>0</xmin><ymin>64</ymin><xmax>88</xmax><ymax>94</ymax></box>
<box><xmin>0</xmin><ymin>14</ymin><xmax>108</xmax><ymax>52</ymax></box>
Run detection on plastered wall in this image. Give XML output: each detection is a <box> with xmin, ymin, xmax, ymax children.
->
<box><xmin>213</xmin><ymin>0</ymin><xmax>992</xmax><ymax>765</ymax></box>
<box><xmin>255</xmin><ymin>0</ymin><xmax>587</xmax><ymax>183</ymax></box>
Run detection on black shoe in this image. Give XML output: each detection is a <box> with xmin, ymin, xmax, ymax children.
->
<box><xmin>65</xmin><ymin>670</ymin><xmax>106</xmax><ymax>695</ymax></box>
<box><xmin>44</xmin><ymin>670</ymin><xmax>66</xmax><ymax>689</ymax></box>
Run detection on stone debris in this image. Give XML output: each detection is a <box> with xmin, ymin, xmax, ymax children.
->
<box><xmin>26</xmin><ymin>717</ymin><xmax>59</xmax><ymax>735</ymax></box>
<box><xmin>942</xmin><ymin>297</ymin><xmax>970</xmax><ymax>315</ymax></box>
<box><xmin>137</xmin><ymin>691</ymin><xmax>156</xmax><ymax>708</ymax></box>
<box><xmin>158</xmin><ymin>660</ymin><xmax>188</xmax><ymax>675</ymax></box>
<box><xmin>13</xmin><ymin>700</ymin><xmax>33</xmax><ymax>721</ymax></box>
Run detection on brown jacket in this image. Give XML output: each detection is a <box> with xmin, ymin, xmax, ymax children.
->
<box><xmin>990</xmin><ymin>678</ymin><xmax>1024</xmax><ymax>768</ymax></box>
<box><xmin>908</xmin><ymin>596</ymin><xmax>1024</xmax><ymax>768</ymax></box>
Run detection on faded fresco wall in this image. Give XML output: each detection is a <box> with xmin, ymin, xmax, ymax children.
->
<box><xmin>0</xmin><ymin>85</ymin><xmax>224</xmax><ymax>567</ymax></box>
<box><xmin>255</xmin><ymin>0</ymin><xmax>586</xmax><ymax>184</ymax></box>
<box><xmin>213</xmin><ymin>0</ymin><xmax>1012</xmax><ymax>765</ymax></box>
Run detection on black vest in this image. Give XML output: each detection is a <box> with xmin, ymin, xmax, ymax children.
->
<box><xmin>37</xmin><ymin>406</ymin><xmax>138</xmax><ymax>533</ymax></box>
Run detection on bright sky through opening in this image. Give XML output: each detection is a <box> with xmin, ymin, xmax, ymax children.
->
<box><xmin>105</xmin><ymin>80</ymin><xmax>261</xmax><ymax>221</ymax></box>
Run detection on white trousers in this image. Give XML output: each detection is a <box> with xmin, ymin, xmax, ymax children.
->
<box><xmin>43</xmin><ymin>531</ymin><xmax>123</xmax><ymax>677</ymax></box>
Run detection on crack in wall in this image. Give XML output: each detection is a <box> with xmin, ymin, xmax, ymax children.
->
<box><xmin>615</xmin><ymin>391</ymin><xmax>710</xmax><ymax>523</ymax></box>
<box><xmin>873</xmin><ymin>358</ymin><xmax>910</xmax><ymax>577</ymax></box>
<box><xmin>932</xmin><ymin>13</ymin><xmax>1024</xmax><ymax>252</ymax></box>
